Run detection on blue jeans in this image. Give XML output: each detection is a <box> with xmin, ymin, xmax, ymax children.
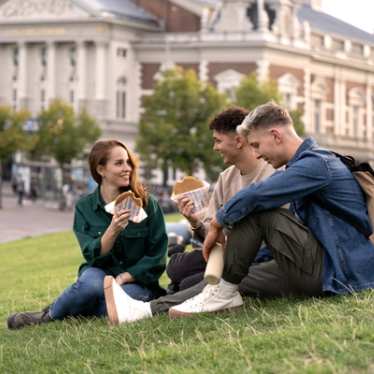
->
<box><xmin>49</xmin><ymin>267</ymin><xmax>154</xmax><ymax>320</ymax></box>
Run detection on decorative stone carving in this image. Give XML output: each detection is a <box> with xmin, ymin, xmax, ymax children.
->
<box><xmin>214</xmin><ymin>69</ymin><xmax>244</xmax><ymax>97</ymax></box>
<box><xmin>0</xmin><ymin>0</ymin><xmax>86</xmax><ymax>18</ymax></box>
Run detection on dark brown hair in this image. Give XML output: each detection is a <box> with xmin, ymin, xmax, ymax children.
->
<box><xmin>89</xmin><ymin>139</ymin><xmax>148</xmax><ymax>206</ymax></box>
<box><xmin>209</xmin><ymin>106</ymin><xmax>249</xmax><ymax>133</ymax></box>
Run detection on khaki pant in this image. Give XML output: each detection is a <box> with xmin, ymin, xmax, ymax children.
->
<box><xmin>150</xmin><ymin>209</ymin><xmax>324</xmax><ymax>315</ymax></box>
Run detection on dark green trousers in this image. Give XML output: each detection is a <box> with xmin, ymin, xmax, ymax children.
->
<box><xmin>150</xmin><ymin>209</ymin><xmax>324</xmax><ymax>315</ymax></box>
<box><xmin>223</xmin><ymin>208</ymin><xmax>324</xmax><ymax>297</ymax></box>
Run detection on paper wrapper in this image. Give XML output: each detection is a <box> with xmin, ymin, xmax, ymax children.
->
<box><xmin>104</xmin><ymin>198</ymin><xmax>147</xmax><ymax>224</ymax></box>
<box><xmin>204</xmin><ymin>243</ymin><xmax>224</xmax><ymax>285</ymax></box>
<box><xmin>171</xmin><ymin>184</ymin><xmax>210</xmax><ymax>214</ymax></box>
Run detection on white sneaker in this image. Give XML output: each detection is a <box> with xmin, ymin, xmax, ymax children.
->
<box><xmin>168</xmin><ymin>282</ymin><xmax>243</xmax><ymax>319</ymax></box>
<box><xmin>104</xmin><ymin>276</ymin><xmax>152</xmax><ymax>325</ymax></box>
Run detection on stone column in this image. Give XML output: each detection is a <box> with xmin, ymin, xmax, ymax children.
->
<box><xmin>366</xmin><ymin>82</ymin><xmax>373</xmax><ymax>142</ymax></box>
<box><xmin>77</xmin><ymin>41</ymin><xmax>87</xmax><ymax>109</ymax></box>
<box><xmin>18</xmin><ymin>41</ymin><xmax>28</xmax><ymax>108</ymax></box>
<box><xmin>333</xmin><ymin>76</ymin><xmax>341</xmax><ymax>136</ymax></box>
<box><xmin>256</xmin><ymin>59</ymin><xmax>269</xmax><ymax>82</ymax></box>
<box><xmin>303</xmin><ymin>68</ymin><xmax>312</xmax><ymax>133</ymax></box>
<box><xmin>199</xmin><ymin>60</ymin><xmax>208</xmax><ymax>82</ymax></box>
<box><xmin>341</xmin><ymin>80</ymin><xmax>346</xmax><ymax>136</ymax></box>
<box><xmin>95</xmin><ymin>41</ymin><xmax>107</xmax><ymax>117</ymax></box>
<box><xmin>257</xmin><ymin>0</ymin><xmax>268</xmax><ymax>32</ymax></box>
<box><xmin>46</xmin><ymin>41</ymin><xmax>56</xmax><ymax>104</ymax></box>
<box><xmin>96</xmin><ymin>41</ymin><xmax>106</xmax><ymax>100</ymax></box>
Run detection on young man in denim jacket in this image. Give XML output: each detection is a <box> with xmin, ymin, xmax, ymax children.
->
<box><xmin>168</xmin><ymin>101</ymin><xmax>374</xmax><ymax>317</ymax></box>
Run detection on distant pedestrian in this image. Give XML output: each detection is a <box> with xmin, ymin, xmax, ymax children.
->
<box><xmin>16</xmin><ymin>178</ymin><xmax>25</xmax><ymax>206</ymax></box>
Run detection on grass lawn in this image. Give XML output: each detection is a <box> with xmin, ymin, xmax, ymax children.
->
<box><xmin>1</xmin><ymin>214</ymin><xmax>374</xmax><ymax>373</ymax></box>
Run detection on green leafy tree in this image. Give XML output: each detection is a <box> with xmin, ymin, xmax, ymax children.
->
<box><xmin>31</xmin><ymin>100</ymin><xmax>101</xmax><ymax>168</ymax></box>
<box><xmin>30</xmin><ymin>100</ymin><xmax>101</xmax><ymax>209</ymax></box>
<box><xmin>234</xmin><ymin>73</ymin><xmax>305</xmax><ymax>136</ymax></box>
<box><xmin>137</xmin><ymin>67</ymin><xmax>227</xmax><ymax>184</ymax></box>
<box><xmin>0</xmin><ymin>106</ymin><xmax>33</xmax><ymax>209</ymax></box>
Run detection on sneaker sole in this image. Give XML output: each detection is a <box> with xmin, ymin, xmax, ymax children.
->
<box><xmin>168</xmin><ymin>304</ymin><xmax>242</xmax><ymax>319</ymax></box>
<box><xmin>104</xmin><ymin>276</ymin><xmax>119</xmax><ymax>326</ymax></box>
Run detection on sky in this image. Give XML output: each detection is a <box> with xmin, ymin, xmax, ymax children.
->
<box><xmin>321</xmin><ymin>0</ymin><xmax>374</xmax><ymax>34</ymax></box>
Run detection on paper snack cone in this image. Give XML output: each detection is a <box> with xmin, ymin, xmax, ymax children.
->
<box><xmin>204</xmin><ymin>243</ymin><xmax>224</xmax><ymax>285</ymax></box>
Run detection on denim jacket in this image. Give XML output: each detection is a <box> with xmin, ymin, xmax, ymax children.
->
<box><xmin>216</xmin><ymin>137</ymin><xmax>374</xmax><ymax>294</ymax></box>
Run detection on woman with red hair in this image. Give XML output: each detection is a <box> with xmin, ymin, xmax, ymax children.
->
<box><xmin>7</xmin><ymin>139</ymin><xmax>167</xmax><ymax>329</ymax></box>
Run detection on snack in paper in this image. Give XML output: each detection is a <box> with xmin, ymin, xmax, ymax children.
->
<box><xmin>171</xmin><ymin>176</ymin><xmax>210</xmax><ymax>213</ymax></box>
<box><xmin>114</xmin><ymin>191</ymin><xmax>142</xmax><ymax>218</ymax></box>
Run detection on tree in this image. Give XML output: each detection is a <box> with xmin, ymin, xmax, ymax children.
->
<box><xmin>0</xmin><ymin>106</ymin><xmax>33</xmax><ymax>209</ymax></box>
<box><xmin>234</xmin><ymin>73</ymin><xmax>305</xmax><ymax>136</ymax></box>
<box><xmin>30</xmin><ymin>100</ymin><xmax>101</xmax><ymax>209</ymax></box>
<box><xmin>136</xmin><ymin>67</ymin><xmax>227</xmax><ymax>184</ymax></box>
<box><xmin>31</xmin><ymin>100</ymin><xmax>101</xmax><ymax>167</ymax></box>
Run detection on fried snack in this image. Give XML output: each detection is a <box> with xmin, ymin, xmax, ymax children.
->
<box><xmin>114</xmin><ymin>191</ymin><xmax>143</xmax><ymax>216</ymax></box>
<box><xmin>172</xmin><ymin>176</ymin><xmax>204</xmax><ymax>195</ymax></box>
<box><xmin>172</xmin><ymin>176</ymin><xmax>209</xmax><ymax>213</ymax></box>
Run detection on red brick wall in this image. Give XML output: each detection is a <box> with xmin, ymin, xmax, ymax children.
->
<box><xmin>135</xmin><ymin>0</ymin><xmax>200</xmax><ymax>32</ymax></box>
<box><xmin>325</xmin><ymin>77</ymin><xmax>334</xmax><ymax>103</ymax></box>
<box><xmin>269</xmin><ymin>65</ymin><xmax>304</xmax><ymax>96</ymax></box>
<box><xmin>346</xmin><ymin>81</ymin><xmax>366</xmax><ymax>103</ymax></box>
<box><xmin>141</xmin><ymin>63</ymin><xmax>161</xmax><ymax>89</ymax></box>
<box><xmin>207</xmin><ymin>63</ymin><xmax>257</xmax><ymax>84</ymax></box>
<box><xmin>176</xmin><ymin>63</ymin><xmax>199</xmax><ymax>74</ymax></box>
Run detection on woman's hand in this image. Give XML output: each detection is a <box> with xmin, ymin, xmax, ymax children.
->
<box><xmin>203</xmin><ymin>218</ymin><xmax>225</xmax><ymax>262</ymax></box>
<box><xmin>116</xmin><ymin>272</ymin><xmax>134</xmax><ymax>285</ymax></box>
<box><xmin>109</xmin><ymin>209</ymin><xmax>131</xmax><ymax>235</ymax></box>
<box><xmin>177</xmin><ymin>196</ymin><xmax>200</xmax><ymax>227</ymax></box>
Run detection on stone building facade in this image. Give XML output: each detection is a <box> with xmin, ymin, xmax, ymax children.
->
<box><xmin>0</xmin><ymin>0</ymin><xmax>373</xmax><ymax>161</ymax></box>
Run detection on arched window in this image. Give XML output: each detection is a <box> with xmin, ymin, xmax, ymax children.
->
<box><xmin>116</xmin><ymin>77</ymin><xmax>127</xmax><ymax>119</ymax></box>
<box><xmin>311</xmin><ymin>77</ymin><xmax>326</xmax><ymax>134</ymax></box>
<box><xmin>277</xmin><ymin>73</ymin><xmax>299</xmax><ymax>110</ymax></box>
<box><xmin>214</xmin><ymin>69</ymin><xmax>244</xmax><ymax>101</ymax></box>
<box><xmin>348</xmin><ymin>87</ymin><xmax>365</xmax><ymax>139</ymax></box>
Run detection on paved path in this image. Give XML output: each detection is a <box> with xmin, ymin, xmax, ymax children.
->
<box><xmin>0</xmin><ymin>184</ymin><xmax>74</xmax><ymax>244</ymax></box>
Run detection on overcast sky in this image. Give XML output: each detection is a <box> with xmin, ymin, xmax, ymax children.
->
<box><xmin>321</xmin><ymin>0</ymin><xmax>374</xmax><ymax>34</ymax></box>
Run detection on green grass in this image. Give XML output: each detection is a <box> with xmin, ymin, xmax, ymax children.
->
<box><xmin>1</xmin><ymin>214</ymin><xmax>374</xmax><ymax>373</ymax></box>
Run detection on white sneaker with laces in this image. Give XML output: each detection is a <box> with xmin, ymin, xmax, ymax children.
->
<box><xmin>104</xmin><ymin>276</ymin><xmax>152</xmax><ymax>325</ymax></box>
<box><xmin>168</xmin><ymin>281</ymin><xmax>243</xmax><ymax>318</ymax></box>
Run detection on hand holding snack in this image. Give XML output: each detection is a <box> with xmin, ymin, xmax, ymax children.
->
<box><xmin>109</xmin><ymin>209</ymin><xmax>131</xmax><ymax>233</ymax></box>
<box><xmin>176</xmin><ymin>196</ymin><xmax>200</xmax><ymax>226</ymax></box>
<box><xmin>105</xmin><ymin>191</ymin><xmax>147</xmax><ymax>224</ymax></box>
<box><xmin>172</xmin><ymin>176</ymin><xmax>210</xmax><ymax>214</ymax></box>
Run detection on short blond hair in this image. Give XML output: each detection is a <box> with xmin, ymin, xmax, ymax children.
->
<box><xmin>237</xmin><ymin>101</ymin><xmax>292</xmax><ymax>137</ymax></box>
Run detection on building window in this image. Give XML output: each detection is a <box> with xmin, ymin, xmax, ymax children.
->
<box><xmin>70</xmin><ymin>90</ymin><xmax>74</xmax><ymax>104</ymax></box>
<box><xmin>116</xmin><ymin>77</ymin><xmax>127</xmax><ymax>119</ymax></box>
<box><xmin>12</xmin><ymin>89</ymin><xmax>17</xmax><ymax>110</ymax></box>
<box><xmin>352</xmin><ymin>105</ymin><xmax>359</xmax><ymax>138</ymax></box>
<box><xmin>41</xmin><ymin>89</ymin><xmax>46</xmax><ymax>111</ymax></box>
<box><xmin>12</xmin><ymin>46</ymin><xmax>19</xmax><ymax>81</ymax></box>
<box><xmin>117</xmin><ymin>48</ymin><xmax>127</xmax><ymax>58</ymax></box>
<box><xmin>69</xmin><ymin>46</ymin><xmax>76</xmax><ymax>82</ymax></box>
<box><xmin>214</xmin><ymin>69</ymin><xmax>244</xmax><ymax>101</ymax></box>
<box><xmin>313</xmin><ymin>99</ymin><xmax>321</xmax><ymax>133</ymax></box>
<box><xmin>278</xmin><ymin>73</ymin><xmax>299</xmax><ymax>110</ymax></box>
<box><xmin>40</xmin><ymin>45</ymin><xmax>47</xmax><ymax>81</ymax></box>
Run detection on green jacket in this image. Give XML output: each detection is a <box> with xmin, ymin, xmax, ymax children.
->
<box><xmin>73</xmin><ymin>188</ymin><xmax>167</xmax><ymax>294</ymax></box>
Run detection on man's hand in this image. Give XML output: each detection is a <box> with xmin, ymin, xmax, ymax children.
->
<box><xmin>115</xmin><ymin>272</ymin><xmax>134</xmax><ymax>285</ymax></box>
<box><xmin>203</xmin><ymin>218</ymin><xmax>225</xmax><ymax>262</ymax></box>
<box><xmin>176</xmin><ymin>196</ymin><xmax>199</xmax><ymax>226</ymax></box>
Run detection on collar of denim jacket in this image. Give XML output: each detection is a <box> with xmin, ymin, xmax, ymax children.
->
<box><xmin>286</xmin><ymin>137</ymin><xmax>317</xmax><ymax>168</ymax></box>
